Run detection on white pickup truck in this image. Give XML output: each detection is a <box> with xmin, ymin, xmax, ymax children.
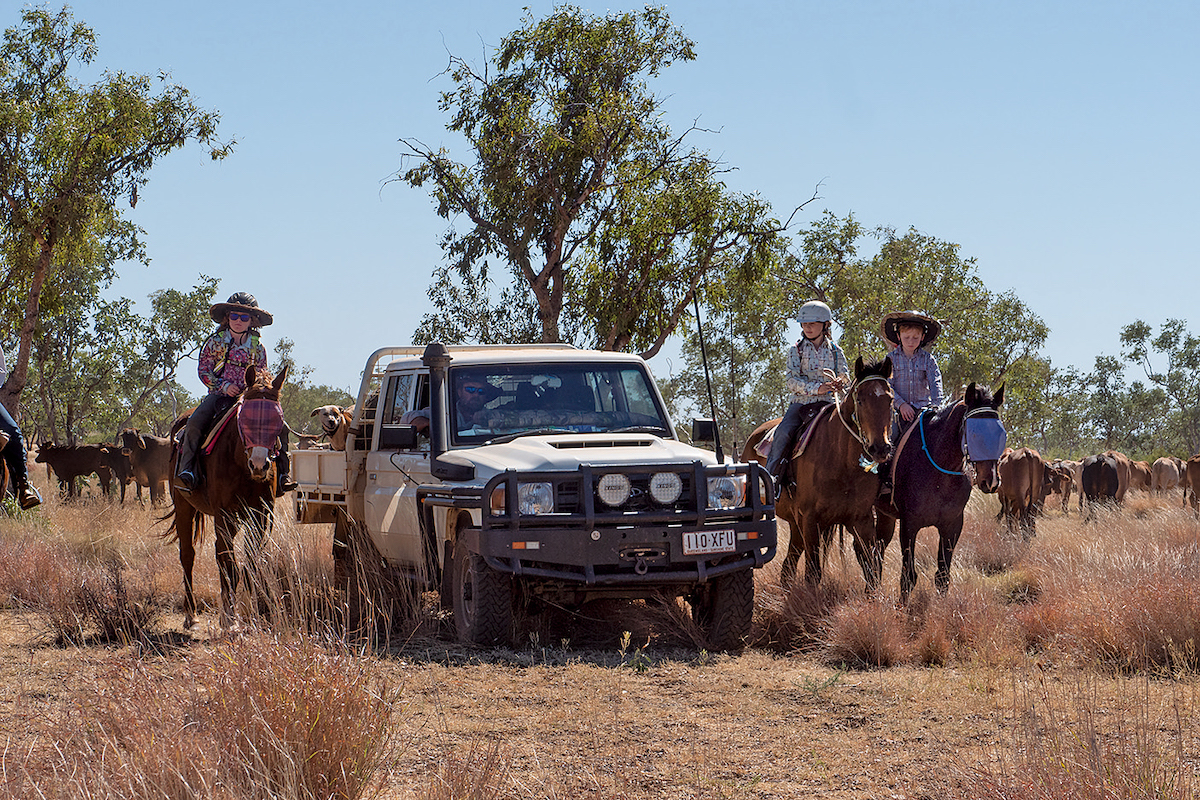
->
<box><xmin>291</xmin><ymin>343</ymin><xmax>776</xmax><ymax>649</ymax></box>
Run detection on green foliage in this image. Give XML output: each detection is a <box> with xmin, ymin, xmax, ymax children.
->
<box><xmin>400</xmin><ymin>5</ymin><xmax>785</xmax><ymax>355</ymax></box>
<box><xmin>0</xmin><ymin>6</ymin><xmax>231</xmax><ymax>412</ymax></box>
<box><xmin>18</xmin><ymin>276</ymin><xmax>216</xmax><ymax>443</ymax></box>
<box><xmin>1121</xmin><ymin>318</ymin><xmax>1200</xmax><ymax>456</ymax></box>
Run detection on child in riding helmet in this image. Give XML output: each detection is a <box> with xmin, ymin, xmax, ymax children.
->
<box><xmin>880</xmin><ymin>310</ymin><xmax>944</xmax><ymax>432</ymax></box>
<box><xmin>765</xmin><ymin>299</ymin><xmax>850</xmax><ymax>490</ymax></box>
<box><xmin>174</xmin><ymin>292</ymin><xmax>295</xmax><ymax>496</ymax></box>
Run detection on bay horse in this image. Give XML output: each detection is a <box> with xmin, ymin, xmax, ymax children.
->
<box><xmin>167</xmin><ymin>365</ymin><xmax>288</xmax><ymax>628</ymax></box>
<box><xmin>743</xmin><ymin>357</ymin><xmax>895</xmax><ymax>588</ymax></box>
<box><xmin>874</xmin><ymin>382</ymin><xmax>1005</xmax><ymax>602</ymax></box>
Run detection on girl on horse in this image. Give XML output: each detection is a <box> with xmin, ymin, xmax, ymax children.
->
<box><xmin>765</xmin><ymin>299</ymin><xmax>849</xmax><ymax>493</ymax></box>
<box><xmin>174</xmin><ymin>292</ymin><xmax>294</xmax><ymax>496</ymax></box>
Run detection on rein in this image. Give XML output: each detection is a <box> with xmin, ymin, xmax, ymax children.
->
<box><xmin>917</xmin><ymin>403</ymin><xmax>1006</xmax><ymax>476</ymax></box>
<box><xmin>918</xmin><ymin>405</ymin><xmax>966</xmax><ymax>476</ymax></box>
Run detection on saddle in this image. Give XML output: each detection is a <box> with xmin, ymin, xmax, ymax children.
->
<box><xmin>202</xmin><ymin>398</ymin><xmax>242</xmax><ymax>455</ymax></box>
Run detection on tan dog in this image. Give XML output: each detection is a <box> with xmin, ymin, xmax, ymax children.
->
<box><xmin>310</xmin><ymin>405</ymin><xmax>353</xmax><ymax>451</ymax></box>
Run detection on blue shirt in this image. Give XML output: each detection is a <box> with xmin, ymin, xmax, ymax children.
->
<box><xmin>888</xmin><ymin>346</ymin><xmax>943</xmax><ymax>410</ymax></box>
<box><xmin>786</xmin><ymin>337</ymin><xmax>849</xmax><ymax>405</ymax></box>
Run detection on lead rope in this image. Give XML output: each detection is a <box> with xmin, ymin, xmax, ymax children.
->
<box><xmin>918</xmin><ymin>404</ymin><xmax>967</xmax><ymax>476</ymax></box>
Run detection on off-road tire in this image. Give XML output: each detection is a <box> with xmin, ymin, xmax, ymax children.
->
<box><xmin>690</xmin><ymin>568</ymin><xmax>755</xmax><ymax>652</ymax></box>
<box><xmin>452</xmin><ymin>538</ymin><xmax>514</xmax><ymax>646</ymax></box>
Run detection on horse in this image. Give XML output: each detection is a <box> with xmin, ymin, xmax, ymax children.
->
<box><xmin>743</xmin><ymin>357</ymin><xmax>894</xmax><ymax>589</ymax></box>
<box><xmin>167</xmin><ymin>364</ymin><xmax>288</xmax><ymax>629</ymax></box>
<box><xmin>874</xmin><ymin>382</ymin><xmax>1006</xmax><ymax>602</ymax></box>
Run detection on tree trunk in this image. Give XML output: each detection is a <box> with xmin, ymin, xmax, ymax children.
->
<box><xmin>0</xmin><ymin>235</ymin><xmax>51</xmax><ymax>418</ymax></box>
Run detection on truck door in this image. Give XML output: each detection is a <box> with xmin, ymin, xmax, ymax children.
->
<box><xmin>364</xmin><ymin>370</ymin><xmax>434</xmax><ymax>572</ymax></box>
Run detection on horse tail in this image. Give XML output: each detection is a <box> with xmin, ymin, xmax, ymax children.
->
<box><xmin>159</xmin><ymin>503</ymin><xmax>208</xmax><ymax>546</ymax></box>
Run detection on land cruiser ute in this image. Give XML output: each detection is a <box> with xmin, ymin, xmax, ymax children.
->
<box><xmin>291</xmin><ymin>343</ymin><xmax>776</xmax><ymax>649</ymax></box>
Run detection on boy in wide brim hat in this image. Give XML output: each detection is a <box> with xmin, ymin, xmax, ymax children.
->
<box><xmin>880</xmin><ymin>310</ymin><xmax>944</xmax><ymax>430</ymax></box>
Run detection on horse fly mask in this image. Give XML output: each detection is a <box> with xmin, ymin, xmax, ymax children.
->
<box><xmin>237</xmin><ymin>399</ymin><xmax>286</xmax><ymax>472</ymax></box>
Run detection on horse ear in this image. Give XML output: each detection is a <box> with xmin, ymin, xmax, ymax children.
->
<box><xmin>994</xmin><ymin>383</ymin><xmax>1005</xmax><ymax>406</ymax></box>
<box><xmin>244</xmin><ymin>364</ymin><xmax>257</xmax><ymax>388</ymax></box>
<box><xmin>881</xmin><ymin>356</ymin><xmax>892</xmax><ymax>379</ymax></box>
<box><xmin>272</xmin><ymin>363</ymin><xmax>289</xmax><ymax>392</ymax></box>
<box><xmin>965</xmin><ymin>382</ymin><xmax>978</xmax><ymax>403</ymax></box>
<box><xmin>854</xmin><ymin>355</ymin><xmax>864</xmax><ymax>377</ymax></box>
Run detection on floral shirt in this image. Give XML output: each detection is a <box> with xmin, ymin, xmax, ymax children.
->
<box><xmin>888</xmin><ymin>345</ymin><xmax>943</xmax><ymax>410</ymax></box>
<box><xmin>786</xmin><ymin>337</ymin><xmax>849</xmax><ymax>405</ymax></box>
<box><xmin>197</xmin><ymin>329</ymin><xmax>268</xmax><ymax>396</ymax></box>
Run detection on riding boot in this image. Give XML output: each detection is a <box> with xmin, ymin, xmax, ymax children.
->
<box><xmin>275</xmin><ymin>441</ymin><xmax>296</xmax><ymax>497</ymax></box>
<box><xmin>1</xmin><ymin>428</ymin><xmax>39</xmax><ymax>509</ymax></box>
<box><xmin>175</xmin><ymin>418</ymin><xmax>202</xmax><ymax>493</ymax></box>
<box><xmin>15</xmin><ymin>480</ymin><xmax>41</xmax><ymax>510</ymax></box>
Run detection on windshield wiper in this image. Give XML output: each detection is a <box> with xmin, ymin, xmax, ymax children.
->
<box><xmin>484</xmin><ymin>427</ymin><xmax>574</xmax><ymax>445</ymax></box>
<box><xmin>610</xmin><ymin>425</ymin><xmax>670</xmax><ymax>435</ymax></box>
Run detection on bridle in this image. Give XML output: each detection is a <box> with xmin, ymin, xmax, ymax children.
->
<box><xmin>916</xmin><ymin>402</ymin><xmax>1006</xmax><ymax>476</ymax></box>
<box><xmin>834</xmin><ymin>374</ymin><xmax>894</xmax><ymax>470</ymax></box>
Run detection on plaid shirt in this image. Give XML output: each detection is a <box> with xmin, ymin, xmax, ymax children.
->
<box><xmin>786</xmin><ymin>337</ymin><xmax>849</xmax><ymax>405</ymax></box>
<box><xmin>888</xmin><ymin>346</ymin><xmax>943</xmax><ymax>410</ymax></box>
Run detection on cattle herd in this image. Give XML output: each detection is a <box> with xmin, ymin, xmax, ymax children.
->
<box><xmin>33</xmin><ymin>429</ymin><xmax>172</xmax><ymax>506</ymax></box>
<box><xmin>995</xmin><ymin>446</ymin><xmax>1200</xmax><ymax>535</ymax></box>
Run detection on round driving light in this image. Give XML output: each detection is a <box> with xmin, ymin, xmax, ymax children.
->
<box><xmin>518</xmin><ymin>482</ymin><xmax>554</xmax><ymax>515</ymax></box>
<box><xmin>649</xmin><ymin>471</ymin><xmax>683</xmax><ymax>504</ymax></box>
<box><xmin>597</xmin><ymin>473</ymin><xmax>631</xmax><ymax>507</ymax></box>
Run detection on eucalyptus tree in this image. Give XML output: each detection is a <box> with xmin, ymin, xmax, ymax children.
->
<box><xmin>399</xmin><ymin>5</ymin><xmax>787</xmax><ymax>354</ymax></box>
<box><xmin>783</xmin><ymin>211</ymin><xmax>1048</xmax><ymax>395</ymax></box>
<box><xmin>1120</xmin><ymin>318</ymin><xmax>1200</xmax><ymax>456</ymax></box>
<box><xmin>0</xmin><ymin>6</ymin><xmax>231</xmax><ymax>413</ymax></box>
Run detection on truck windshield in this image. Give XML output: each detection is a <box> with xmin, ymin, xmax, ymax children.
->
<box><xmin>448</xmin><ymin>364</ymin><xmax>672</xmax><ymax>445</ymax></box>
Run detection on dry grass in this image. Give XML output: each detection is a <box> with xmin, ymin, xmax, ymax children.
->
<box><xmin>2</xmin><ymin>480</ymin><xmax>1200</xmax><ymax>797</ymax></box>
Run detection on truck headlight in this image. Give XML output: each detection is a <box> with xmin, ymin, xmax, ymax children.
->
<box><xmin>707</xmin><ymin>475</ymin><xmax>746</xmax><ymax>509</ymax></box>
<box><xmin>518</xmin><ymin>482</ymin><xmax>554</xmax><ymax>515</ymax></box>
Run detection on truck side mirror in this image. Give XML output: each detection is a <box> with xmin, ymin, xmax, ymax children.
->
<box><xmin>692</xmin><ymin>419</ymin><xmax>717</xmax><ymax>443</ymax></box>
<box><xmin>378</xmin><ymin>424</ymin><xmax>419</xmax><ymax>450</ymax></box>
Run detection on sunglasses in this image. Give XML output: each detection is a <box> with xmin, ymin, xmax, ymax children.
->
<box><xmin>462</xmin><ymin>385</ymin><xmax>487</xmax><ymax>394</ymax></box>
<box><xmin>229</xmin><ymin>313</ymin><xmax>253</xmax><ymax>322</ymax></box>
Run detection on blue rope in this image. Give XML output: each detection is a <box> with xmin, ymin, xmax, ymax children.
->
<box><xmin>918</xmin><ymin>408</ymin><xmax>965</xmax><ymax>476</ymax></box>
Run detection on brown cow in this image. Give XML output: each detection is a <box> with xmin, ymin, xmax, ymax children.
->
<box><xmin>119</xmin><ymin>428</ymin><xmax>173</xmax><ymax>506</ymax></box>
<box><xmin>1040</xmin><ymin>461</ymin><xmax>1074</xmax><ymax>513</ymax></box>
<box><xmin>1151</xmin><ymin>456</ymin><xmax>1184</xmax><ymax>495</ymax></box>
<box><xmin>1129</xmin><ymin>460</ymin><xmax>1152</xmax><ymax>493</ymax></box>
<box><xmin>34</xmin><ymin>443</ymin><xmax>116</xmax><ymax>499</ymax></box>
<box><xmin>1185</xmin><ymin>456</ymin><xmax>1200</xmax><ymax>516</ymax></box>
<box><xmin>997</xmin><ymin>447</ymin><xmax>1049</xmax><ymax>537</ymax></box>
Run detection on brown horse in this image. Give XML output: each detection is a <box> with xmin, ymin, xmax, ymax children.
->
<box><xmin>743</xmin><ymin>357</ymin><xmax>894</xmax><ymax>588</ymax></box>
<box><xmin>167</xmin><ymin>365</ymin><xmax>288</xmax><ymax>628</ymax></box>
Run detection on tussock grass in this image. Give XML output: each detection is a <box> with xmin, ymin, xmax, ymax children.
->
<box><xmin>955</xmin><ymin>672</ymin><xmax>1198</xmax><ymax>799</ymax></box>
<box><xmin>6</xmin><ymin>632</ymin><xmax>400</xmax><ymax>800</ymax></box>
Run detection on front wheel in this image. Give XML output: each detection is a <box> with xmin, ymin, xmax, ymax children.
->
<box><xmin>690</xmin><ymin>568</ymin><xmax>755</xmax><ymax>652</ymax></box>
<box><xmin>452</xmin><ymin>538</ymin><xmax>514</xmax><ymax>646</ymax></box>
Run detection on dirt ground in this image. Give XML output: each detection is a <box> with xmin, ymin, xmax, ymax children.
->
<box><xmin>4</xmin><ymin>493</ymin><xmax>1200</xmax><ymax>799</ymax></box>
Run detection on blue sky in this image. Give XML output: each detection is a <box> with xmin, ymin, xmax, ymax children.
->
<box><xmin>41</xmin><ymin>0</ymin><xmax>1198</xmax><ymax>397</ymax></box>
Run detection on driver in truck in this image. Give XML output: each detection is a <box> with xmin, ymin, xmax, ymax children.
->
<box><xmin>399</xmin><ymin>374</ymin><xmax>494</xmax><ymax>436</ymax></box>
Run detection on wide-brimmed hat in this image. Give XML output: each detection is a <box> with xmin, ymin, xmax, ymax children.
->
<box><xmin>209</xmin><ymin>291</ymin><xmax>273</xmax><ymax>327</ymax></box>
<box><xmin>881</xmin><ymin>310</ymin><xmax>941</xmax><ymax>349</ymax></box>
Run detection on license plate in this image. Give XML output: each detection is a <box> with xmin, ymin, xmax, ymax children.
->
<box><xmin>683</xmin><ymin>529</ymin><xmax>737</xmax><ymax>555</ymax></box>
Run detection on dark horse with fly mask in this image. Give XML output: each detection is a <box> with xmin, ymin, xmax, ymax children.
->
<box><xmin>167</xmin><ymin>364</ymin><xmax>289</xmax><ymax>628</ymax></box>
<box><xmin>874</xmin><ymin>382</ymin><xmax>1006</xmax><ymax>602</ymax></box>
